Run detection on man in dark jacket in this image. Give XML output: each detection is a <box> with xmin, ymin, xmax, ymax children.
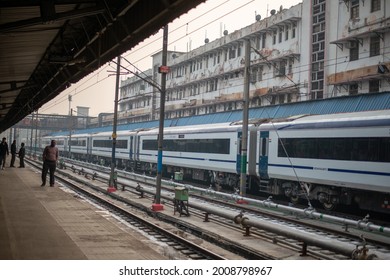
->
<box><xmin>0</xmin><ymin>137</ymin><xmax>9</xmax><ymax>170</ymax></box>
<box><xmin>18</xmin><ymin>143</ymin><xmax>26</xmax><ymax>168</ymax></box>
<box><xmin>10</xmin><ymin>140</ymin><xmax>16</xmax><ymax>167</ymax></box>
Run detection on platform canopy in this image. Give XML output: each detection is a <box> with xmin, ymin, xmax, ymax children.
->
<box><xmin>0</xmin><ymin>0</ymin><xmax>206</xmax><ymax>132</ymax></box>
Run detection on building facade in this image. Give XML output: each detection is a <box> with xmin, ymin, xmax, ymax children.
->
<box><xmin>118</xmin><ymin>0</ymin><xmax>390</xmax><ymax>123</ymax></box>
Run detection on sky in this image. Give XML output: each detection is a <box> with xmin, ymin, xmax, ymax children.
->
<box><xmin>39</xmin><ymin>0</ymin><xmax>302</xmax><ymax>117</ymax></box>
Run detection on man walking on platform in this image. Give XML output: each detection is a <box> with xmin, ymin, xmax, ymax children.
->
<box><xmin>41</xmin><ymin>140</ymin><xmax>59</xmax><ymax>187</ymax></box>
<box><xmin>10</xmin><ymin>140</ymin><xmax>16</xmax><ymax>167</ymax></box>
<box><xmin>0</xmin><ymin>137</ymin><xmax>9</xmax><ymax>170</ymax></box>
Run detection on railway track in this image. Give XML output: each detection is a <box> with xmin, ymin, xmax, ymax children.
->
<box><xmin>27</xmin><ymin>157</ymin><xmax>228</xmax><ymax>260</ymax></box>
<box><xmin>27</xmin><ymin>157</ymin><xmax>390</xmax><ymax>260</ymax></box>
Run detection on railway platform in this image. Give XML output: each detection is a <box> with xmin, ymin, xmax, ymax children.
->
<box><xmin>0</xmin><ymin>159</ymin><xmax>319</xmax><ymax>260</ymax></box>
<box><xmin>0</xmin><ymin>163</ymin><xmax>166</xmax><ymax>260</ymax></box>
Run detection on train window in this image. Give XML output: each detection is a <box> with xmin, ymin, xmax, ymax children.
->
<box><xmin>142</xmin><ymin>140</ymin><xmax>158</xmax><ymax>150</ymax></box>
<box><xmin>317</xmin><ymin>138</ymin><xmax>333</xmax><ymax>159</ymax></box>
<box><xmin>261</xmin><ymin>138</ymin><xmax>268</xmax><ymax>156</ymax></box>
<box><xmin>379</xmin><ymin>138</ymin><xmax>390</xmax><ymax>162</ymax></box>
<box><xmin>142</xmin><ymin>138</ymin><xmax>230</xmax><ymax>154</ymax></box>
<box><xmin>69</xmin><ymin>139</ymin><xmax>86</xmax><ymax>147</ymax></box>
<box><xmin>116</xmin><ymin>140</ymin><xmax>128</xmax><ymax>149</ymax></box>
<box><xmin>278</xmin><ymin>137</ymin><xmax>390</xmax><ymax>162</ymax></box>
<box><xmin>278</xmin><ymin>139</ymin><xmax>288</xmax><ymax>157</ymax></box>
<box><xmin>93</xmin><ymin>139</ymin><xmax>128</xmax><ymax>149</ymax></box>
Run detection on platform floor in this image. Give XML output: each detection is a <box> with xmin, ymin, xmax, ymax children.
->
<box><xmin>0</xmin><ymin>158</ymin><xmax>315</xmax><ymax>260</ymax></box>
<box><xmin>0</xmin><ymin>162</ymin><xmax>166</xmax><ymax>260</ymax></box>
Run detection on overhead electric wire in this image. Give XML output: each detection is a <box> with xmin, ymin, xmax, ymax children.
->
<box><xmin>39</xmin><ymin>0</ymin><xmax>390</xmax><ymax>116</ymax></box>
<box><xmin>124</xmin><ymin>0</ymin><xmax>256</xmax><ymax>66</ymax></box>
<box><xmin>41</xmin><ymin>0</ymin><xmax>248</xmax><ymax>114</ymax></box>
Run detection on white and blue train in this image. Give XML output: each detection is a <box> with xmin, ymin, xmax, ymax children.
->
<box><xmin>42</xmin><ymin>110</ymin><xmax>390</xmax><ymax>213</ymax></box>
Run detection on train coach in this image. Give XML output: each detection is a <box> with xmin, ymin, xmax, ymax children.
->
<box><xmin>88</xmin><ymin>130</ymin><xmax>136</xmax><ymax>167</ymax></box>
<box><xmin>256</xmin><ymin>110</ymin><xmax>390</xmax><ymax>211</ymax></box>
<box><xmin>136</xmin><ymin>122</ymin><xmax>257</xmax><ymax>188</ymax></box>
<box><xmin>41</xmin><ymin>109</ymin><xmax>390</xmax><ymax>213</ymax></box>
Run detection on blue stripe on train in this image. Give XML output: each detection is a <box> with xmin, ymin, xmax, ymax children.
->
<box><xmin>268</xmin><ymin>163</ymin><xmax>390</xmax><ymax>177</ymax></box>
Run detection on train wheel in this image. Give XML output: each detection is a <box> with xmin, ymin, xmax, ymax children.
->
<box><xmin>322</xmin><ymin>201</ymin><xmax>335</xmax><ymax>211</ymax></box>
<box><xmin>290</xmin><ymin>196</ymin><xmax>300</xmax><ymax>205</ymax></box>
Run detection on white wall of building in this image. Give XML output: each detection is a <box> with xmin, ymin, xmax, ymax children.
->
<box><xmin>119</xmin><ymin>0</ymin><xmax>390</xmax><ymax>123</ymax></box>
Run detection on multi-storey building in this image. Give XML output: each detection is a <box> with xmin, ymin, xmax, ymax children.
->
<box><xmin>117</xmin><ymin>69</ymin><xmax>154</xmax><ymax>124</ymax></box>
<box><xmin>327</xmin><ymin>0</ymin><xmax>390</xmax><ymax>96</ymax></box>
<box><xmin>118</xmin><ymin>0</ymin><xmax>390</xmax><ymax>123</ymax></box>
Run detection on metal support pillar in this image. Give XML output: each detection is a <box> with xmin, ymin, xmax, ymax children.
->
<box><xmin>108</xmin><ymin>55</ymin><xmax>121</xmax><ymax>192</ymax></box>
<box><xmin>239</xmin><ymin>39</ymin><xmax>250</xmax><ymax>197</ymax></box>
<box><xmin>154</xmin><ymin>25</ymin><xmax>168</xmax><ymax>211</ymax></box>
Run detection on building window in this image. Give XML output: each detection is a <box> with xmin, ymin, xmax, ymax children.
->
<box><xmin>349</xmin><ymin>83</ymin><xmax>359</xmax><ymax>95</ymax></box>
<box><xmin>278</xmin><ymin>28</ymin><xmax>283</xmax><ymax>43</ymax></box>
<box><xmin>285</xmin><ymin>26</ymin><xmax>289</xmax><ymax>40</ymax></box>
<box><xmin>349</xmin><ymin>43</ymin><xmax>359</xmax><ymax>61</ymax></box>
<box><xmin>317</xmin><ymin>51</ymin><xmax>324</xmax><ymax>60</ymax></box>
<box><xmin>369</xmin><ymin>80</ymin><xmax>380</xmax><ymax>93</ymax></box>
<box><xmin>317</xmin><ymin>32</ymin><xmax>325</xmax><ymax>41</ymax></box>
<box><xmin>273</xmin><ymin>30</ymin><xmax>277</xmax><ymax>45</ymax></box>
<box><xmin>313</xmin><ymin>4</ymin><xmax>321</xmax><ymax>15</ymax></box>
<box><xmin>351</xmin><ymin>0</ymin><xmax>359</xmax><ymax>19</ymax></box>
<box><xmin>370</xmin><ymin>36</ymin><xmax>380</xmax><ymax>57</ymax></box>
<box><xmin>292</xmin><ymin>23</ymin><xmax>296</xmax><ymax>38</ymax></box>
<box><xmin>274</xmin><ymin>61</ymin><xmax>286</xmax><ymax>77</ymax></box>
<box><xmin>371</xmin><ymin>0</ymin><xmax>381</xmax><ymax>12</ymax></box>
<box><xmin>257</xmin><ymin>66</ymin><xmax>263</xmax><ymax>81</ymax></box>
<box><xmin>262</xmin><ymin>33</ymin><xmax>266</xmax><ymax>48</ymax></box>
<box><xmin>229</xmin><ymin>47</ymin><xmax>236</xmax><ymax>59</ymax></box>
<box><xmin>313</xmin><ymin>24</ymin><xmax>321</xmax><ymax>33</ymax></box>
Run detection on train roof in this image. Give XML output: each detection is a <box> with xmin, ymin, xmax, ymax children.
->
<box><xmin>261</xmin><ymin>109</ymin><xmax>390</xmax><ymax>130</ymax></box>
<box><xmin>137</xmin><ymin>122</ymin><xmax>248</xmax><ymax>135</ymax></box>
<box><xmin>91</xmin><ymin>130</ymin><xmax>139</xmax><ymax>137</ymax></box>
<box><xmin>50</xmin><ymin>91</ymin><xmax>390</xmax><ymax>136</ymax></box>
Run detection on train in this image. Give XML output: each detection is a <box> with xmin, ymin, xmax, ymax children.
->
<box><xmin>41</xmin><ymin>110</ymin><xmax>390</xmax><ymax>213</ymax></box>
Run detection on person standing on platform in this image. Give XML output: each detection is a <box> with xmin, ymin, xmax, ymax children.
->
<box><xmin>41</xmin><ymin>140</ymin><xmax>59</xmax><ymax>187</ymax></box>
<box><xmin>10</xmin><ymin>140</ymin><xmax>17</xmax><ymax>167</ymax></box>
<box><xmin>0</xmin><ymin>137</ymin><xmax>9</xmax><ymax>170</ymax></box>
<box><xmin>18</xmin><ymin>143</ymin><xmax>26</xmax><ymax>168</ymax></box>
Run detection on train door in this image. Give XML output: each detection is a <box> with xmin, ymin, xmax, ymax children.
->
<box><xmin>136</xmin><ymin>135</ymin><xmax>140</xmax><ymax>161</ymax></box>
<box><xmin>247</xmin><ymin>128</ymin><xmax>257</xmax><ymax>175</ymax></box>
<box><xmin>64</xmin><ymin>137</ymin><xmax>68</xmax><ymax>155</ymax></box>
<box><xmin>87</xmin><ymin>137</ymin><xmax>92</xmax><ymax>160</ymax></box>
<box><xmin>236</xmin><ymin>131</ymin><xmax>242</xmax><ymax>174</ymax></box>
<box><xmin>129</xmin><ymin>136</ymin><xmax>133</xmax><ymax>160</ymax></box>
<box><xmin>259</xmin><ymin>131</ymin><xmax>269</xmax><ymax>179</ymax></box>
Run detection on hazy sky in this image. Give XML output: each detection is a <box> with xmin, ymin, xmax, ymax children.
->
<box><xmin>40</xmin><ymin>0</ymin><xmax>302</xmax><ymax>117</ymax></box>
